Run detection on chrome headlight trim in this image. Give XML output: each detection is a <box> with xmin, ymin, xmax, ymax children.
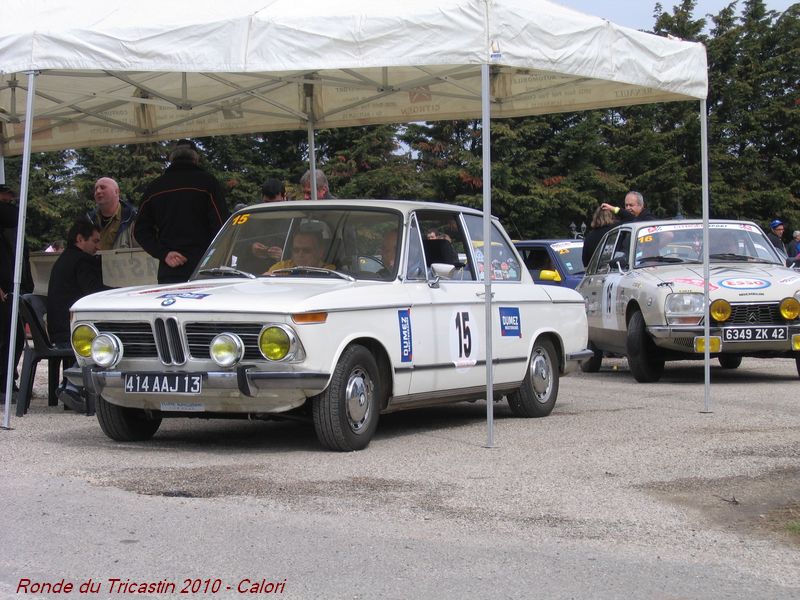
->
<box><xmin>90</xmin><ymin>333</ymin><xmax>123</xmax><ymax>368</ymax></box>
<box><xmin>210</xmin><ymin>333</ymin><xmax>245</xmax><ymax>368</ymax></box>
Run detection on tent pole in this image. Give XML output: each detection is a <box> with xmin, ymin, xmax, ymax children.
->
<box><xmin>3</xmin><ymin>71</ymin><xmax>36</xmax><ymax>429</ymax></box>
<box><xmin>306</xmin><ymin>95</ymin><xmax>317</xmax><ymax>201</ymax></box>
<box><xmin>700</xmin><ymin>99</ymin><xmax>712</xmax><ymax>414</ymax></box>
<box><xmin>481</xmin><ymin>63</ymin><xmax>494</xmax><ymax>448</ymax></box>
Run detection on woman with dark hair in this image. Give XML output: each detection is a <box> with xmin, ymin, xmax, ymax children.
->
<box><xmin>582</xmin><ymin>206</ymin><xmax>617</xmax><ymax>266</ymax></box>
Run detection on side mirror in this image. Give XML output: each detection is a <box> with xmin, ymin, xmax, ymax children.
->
<box><xmin>538</xmin><ymin>269</ymin><xmax>562</xmax><ymax>282</ymax></box>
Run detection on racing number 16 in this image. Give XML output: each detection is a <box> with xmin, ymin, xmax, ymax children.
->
<box><xmin>455</xmin><ymin>311</ymin><xmax>472</xmax><ymax>358</ymax></box>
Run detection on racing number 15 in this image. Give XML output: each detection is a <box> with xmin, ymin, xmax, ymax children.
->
<box><xmin>455</xmin><ymin>311</ymin><xmax>472</xmax><ymax>358</ymax></box>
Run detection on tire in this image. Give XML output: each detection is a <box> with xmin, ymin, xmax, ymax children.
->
<box><xmin>795</xmin><ymin>356</ymin><xmax>800</xmax><ymax>378</ymax></box>
<box><xmin>312</xmin><ymin>345</ymin><xmax>381</xmax><ymax>451</ymax></box>
<box><xmin>96</xmin><ymin>395</ymin><xmax>161</xmax><ymax>441</ymax></box>
<box><xmin>718</xmin><ymin>355</ymin><xmax>742</xmax><ymax>369</ymax></box>
<box><xmin>507</xmin><ymin>338</ymin><xmax>560</xmax><ymax>418</ymax></box>
<box><xmin>580</xmin><ymin>341</ymin><xmax>603</xmax><ymax>373</ymax></box>
<box><xmin>626</xmin><ymin>311</ymin><xmax>664</xmax><ymax>383</ymax></box>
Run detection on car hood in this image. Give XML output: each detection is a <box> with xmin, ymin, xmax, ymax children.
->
<box><xmin>640</xmin><ymin>263</ymin><xmax>800</xmax><ymax>298</ymax></box>
<box><xmin>72</xmin><ymin>277</ymin><xmax>388</xmax><ymax>314</ymax></box>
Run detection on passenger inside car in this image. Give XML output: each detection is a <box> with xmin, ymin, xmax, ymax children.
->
<box><xmin>268</xmin><ymin>230</ymin><xmax>335</xmax><ymax>272</ymax></box>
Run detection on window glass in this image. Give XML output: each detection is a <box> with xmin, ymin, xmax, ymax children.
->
<box><xmin>463</xmin><ymin>214</ymin><xmax>521</xmax><ymax>281</ymax></box>
<box><xmin>413</xmin><ymin>211</ymin><xmax>475</xmax><ymax>281</ymax></box>
<box><xmin>405</xmin><ymin>216</ymin><xmax>426</xmax><ymax>280</ymax></box>
<box><xmin>197</xmin><ymin>207</ymin><xmax>401</xmax><ymax>281</ymax></box>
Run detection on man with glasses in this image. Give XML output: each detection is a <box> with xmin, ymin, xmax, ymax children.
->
<box><xmin>268</xmin><ymin>230</ymin><xmax>335</xmax><ymax>272</ymax></box>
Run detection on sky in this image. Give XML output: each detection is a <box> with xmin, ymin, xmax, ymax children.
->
<box><xmin>554</xmin><ymin>1</ymin><xmax>796</xmax><ymax>31</ymax></box>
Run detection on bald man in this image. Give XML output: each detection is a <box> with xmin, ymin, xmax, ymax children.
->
<box><xmin>86</xmin><ymin>177</ymin><xmax>139</xmax><ymax>250</ymax></box>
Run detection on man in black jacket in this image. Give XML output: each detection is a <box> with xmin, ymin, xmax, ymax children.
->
<box><xmin>600</xmin><ymin>191</ymin><xmax>656</xmax><ymax>223</ymax></box>
<box><xmin>47</xmin><ymin>220</ymin><xmax>108</xmax><ymax>410</ymax></box>
<box><xmin>134</xmin><ymin>140</ymin><xmax>229</xmax><ymax>283</ymax></box>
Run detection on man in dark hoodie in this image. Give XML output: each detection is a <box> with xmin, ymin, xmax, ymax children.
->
<box><xmin>134</xmin><ymin>140</ymin><xmax>229</xmax><ymax>283</ymax></box>
<box><xmin>47</xmin><ymin>219</ymin><xmax>109</xmax><ymax>410</ymax></box>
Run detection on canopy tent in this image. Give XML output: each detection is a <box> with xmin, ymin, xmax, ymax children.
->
<box><xmin>1</xmin><ymin>0</ymin><xmax>709</xmax><ymax>432</ymax></box>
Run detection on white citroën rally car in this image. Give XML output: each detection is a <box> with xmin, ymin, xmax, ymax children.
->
<box><xmin>67</xmin><ymin>200</ymin><xmax>591</xmax><ymax>450</ymax></box>
<box><xmin>577</xmin><ymin>219</ymin><xmax>800</xmax><ymax>382</ymax></box>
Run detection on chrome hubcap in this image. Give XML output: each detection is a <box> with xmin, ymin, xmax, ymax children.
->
<box><xmin>345</xmin><ymin>368</ymin><xmax>373</xmax><ymax>433</ymax></box>
<box><xmin>530</xmin><ymin>349</ymin><xmax>552</xmax><ymax>402</ymax></box>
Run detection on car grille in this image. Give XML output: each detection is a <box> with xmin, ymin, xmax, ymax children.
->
<box><xmin>185</xmin><ymin>322</ymin><xmax>265</xmax><ymax>360</ymax></box>
<box><xmin>94</xmin><ymin>320</ymin><xmax>265</xmax><ymax>364</ymax></box>
<box><xmin>713</xmin><ymin>302</ymin><xmax>782</xmax><ymax>326</ymax></box>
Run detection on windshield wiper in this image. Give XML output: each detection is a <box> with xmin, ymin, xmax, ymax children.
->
<box><xmin>268</xmin><ymin>266</ymin><xmax>356</xmax><ymax>282</ymax></box>
<box><xmin>196</xmin><ymin>266</ymin><xmax>256</xmax><ymax>279</ymax></box>
<box><xmin>637</xmin><ymin>255</ymin><xmax>696</xmax><ymax>264</ymax></box>
<box><xmin>708</xmin><ymin>253</ymin><xmax>756</xmax><ymax>262</ymax></box>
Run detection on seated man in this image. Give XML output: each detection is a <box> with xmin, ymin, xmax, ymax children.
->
<box><xmin>47</xmin><ymin>219</ymin><xmax>110</xmax><ymax>411</ymax></box>
<box><xmin>378</xmin><ymin>228</ymin><xmax>399</xmax><ymax>276</ymax></box>
<box><xmin>268</xmin><ymin>230</ymin><xmax>335</xmax><ymax>272</ymax></box>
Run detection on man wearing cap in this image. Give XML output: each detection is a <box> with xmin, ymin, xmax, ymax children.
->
<box><xmin>86</xmin><ymin>177</ymin><xmax>138</xmax><ymax>250</ymax></box>
<box><xmin>0</xmin><ymin>184</ymin><xmax>33</xmax><ymax>397</ymax></box>
<box><xmin>135</xmin><ymin>140</ymin><xmax>229</xmax><ymax>283</ymax></box>
<box><xmin>767</xmin><ymin>219</ymin><xmax>787</xmax><ymax>255</ymax></box>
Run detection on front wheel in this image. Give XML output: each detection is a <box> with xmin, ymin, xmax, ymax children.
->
<box><xmin>312</xmin><ymin>345</ymin><xmax>382</xmax><ymax>451</ymax></box>
<box><xmin>718</xmin><ymin>355</ymin><xmax>742</xmax><ymax>369</ymax></box>
<box><xmin>626</xmin><ymin>311</ymin><xmax>664</xmax><ymax>383</ymax></box>
<box><xmin>96</xmin><ymin>395</ymin><xmax>161</xmax><ymax>441</ymax></box>
<box><xmin>507</xmin><ymin>338</ymin><xmax>560</xmax><ymax>418</ymax></box>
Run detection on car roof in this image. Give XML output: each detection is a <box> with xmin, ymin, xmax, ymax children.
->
<box><xmin>514</xmin><ymin>239</ymin><xmax>583</xmax><ymax>246</ymax></box>
<box><xmin>236</xmin><ymin>199</ymin><xmax>487</xmax><ymax>218</ymax></box>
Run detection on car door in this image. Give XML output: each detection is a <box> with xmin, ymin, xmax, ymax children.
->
<box><xmin>578</xmin><ymin>228</ymin><xmax>631</xmax><ymax>353</ymax></box>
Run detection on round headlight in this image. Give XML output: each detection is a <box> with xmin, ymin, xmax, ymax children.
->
<box><xmin>779</xmin><ymin>297</ymin><xmax>800</xmax><ymax>321</ymax></box>
<box><xmin>210</xmin><ymin>333</ymin><xmax>244</xmax><ymax>367</ymax></box>
<box><xmin>709</xmin><ymin>299</ymin><xmax>732</xmax><ymax>322</ymax></box>
<box><xmin>91</xmin><ymin>333</ymin><xmax>123</xmax><ymax>368</ymax></box>
<box><xmin>259</xmin><ymin>326</ymin><xmax>292</xmax><ymax>361</ymax></box>
<box><xmin>71</xmin><ymin>324</ymin><xmax>98</xmax><ymax>357</ymax></box>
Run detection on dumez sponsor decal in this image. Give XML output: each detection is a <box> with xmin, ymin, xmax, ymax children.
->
<box><xmin>499</xmin><ymin>307</ymin><xmax>522</xmax><ymax>337</ymax></box>
<box><xmin>398</xmin><ymin>309</ymin><xmax>413</xmax><ymax>362</ymax></box>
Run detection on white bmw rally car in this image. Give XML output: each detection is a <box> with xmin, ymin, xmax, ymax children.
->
<box><xmin>578</xmin><ymin>219</ymin><xmax>800</xmax><ymax>382</ymax></box>
<box><xmin>68</xmin><ymin>200</ymin><xmax>591</xmax><ymax>450</ymax></box>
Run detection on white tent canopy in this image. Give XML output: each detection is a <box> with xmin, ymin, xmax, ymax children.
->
<box><xmin>1</xmin><ymin>0</ymin><xmax>709</xmax><ymax>433</ymax></box>
<box><xmin>0</xmin><ymin>0</ymin><xmax>707</xmax><ymax>155</ymax></box>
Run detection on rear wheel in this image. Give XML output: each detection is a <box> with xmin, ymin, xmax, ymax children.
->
<box><xmin>795</xmin><ymin>356</ymin><xmax>800</xmax><ymax>378</ymax></box>
<box><xmin>312</xmin><ymin>345</ymin><xmax>381</xmax><ymax>451</ymax></box>
<box><xmin>96</xmin><ymin>395</ymin><xmax>161</xmax><ymax>441</ymax></box>
<box><xmin>626</xmin><ymin>310</ymin><xmax>664</xmax><ymax>383</ymax></box>
<box><xmin>507</xmin><ymin>338</ymin><xmax>560</xmax><ymax>418</ymax></box>
<box><xmin>718</xmin><ymin>355</ymin><xmax>742</xmax><ymax>369</ymax></box>
<box><xmin>580</xmin><ymin>341</ymin><xmax>603</xmax><ymax>373</ymax></box>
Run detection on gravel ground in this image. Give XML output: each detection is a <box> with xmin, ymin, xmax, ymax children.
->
<box><xmin>2</xmin><ymin>356</ymin><xmax>799</xmax><ymax>599</ymax></box>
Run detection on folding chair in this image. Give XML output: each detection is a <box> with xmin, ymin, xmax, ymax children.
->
<box><xmin>16</xmin><ymin>293</ymin><xmax>75</xmax><ymax>416</ymax></box>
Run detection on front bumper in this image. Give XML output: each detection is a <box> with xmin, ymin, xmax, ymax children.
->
<box><xmin>648</xmin><ymin>324</ymin><xmax>800</xmax><ymax>354</ymax></box>
<box><xmin>65</xmin><ymin>365</ymin><xmax>331</xmax><ymax>413</ymax></box>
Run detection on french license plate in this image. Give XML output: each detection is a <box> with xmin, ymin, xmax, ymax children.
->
<box><xmin>722</xmin><ymin>326</ymin><xmax>787</xmax><ymax>342</ymax></box>
<box><xmin>124</xmin><ymin>373</ymin><xmax>203</xmax><ymax>394</ymax></box>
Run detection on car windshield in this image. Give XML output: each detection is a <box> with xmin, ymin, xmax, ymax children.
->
<box><xmin>633</xmin><ymin>223</ymin><xmax>782</xmax><ymax>267</ymax></box>
<box><xmin>550</xmin><ymin>242</ymin><xmax>585</xmax><ymax>275</ymax></box>
<box><xmin>194</xmin><ymin>207</ymin><xmax>403</xmax><ymax>281</ymax></box>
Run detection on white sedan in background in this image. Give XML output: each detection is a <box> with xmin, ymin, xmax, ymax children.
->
<box><xmin>577</xmin><ymin>219</ymin><xmax>800</xmax><ymax>382</ymax></box>
<box><xmin>68</xmin><ymin>200</ymin><xmax>591</xmax><ymax>450</ymax></box>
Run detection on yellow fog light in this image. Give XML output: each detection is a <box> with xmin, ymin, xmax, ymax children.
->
<box><xmin>71</xmin><ymin>324</ymin><xmax>98</xmax><ymax>358</ymax></box>
<box><xmin>259</xmin><ymin>326</ymin><xmax>293</xmax><ymax>361</ymax></box>
<box><xmin>694</xmin><ymin>336</ymin><xmax>721</xmax><ymax>353</ymax></box>
<box><xmin>792</xmin><ymin>335</ymin><xmax>800</xmax><ymax>351</ymax></box>
<box><xmin>91</xmin><ymin>333</ymin><xmax>123</xmax><ymax>368</ymax></box>
<box><xmin>210</xmin><ymin>333</ymin><xmax>244</xmax><ymax>367</ymax></box>
<box><xmin>779</xmin><ymin>297</ymin><xmax>800</xmax><ymax>321</ymax></box>
<box><xmin>709</xmin><ymin>299</ymin><xmax>732</xmax><ymax>322</ymax></box>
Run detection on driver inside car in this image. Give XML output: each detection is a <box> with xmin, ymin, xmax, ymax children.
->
<box><xmin>267</xmin><ymin>230</ymin><xmax>336</xmax><ymax>272</ymax></box>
